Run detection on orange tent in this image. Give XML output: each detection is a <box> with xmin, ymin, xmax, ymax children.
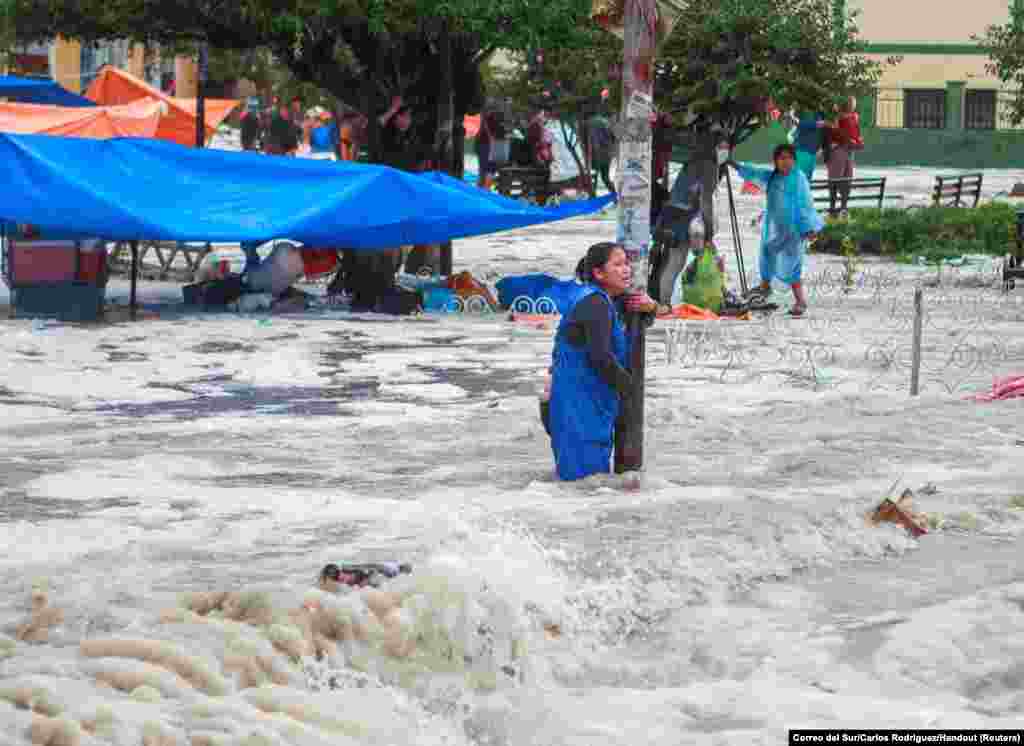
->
<box><xmin>85</xmin><ymin>66</ymin><xmax>239</xmax><ymax>146</ymax></box>
<box><xmin>0</xmin><ymin>99</ymin><xmax>164</xmax><ymax>139</ymax></box>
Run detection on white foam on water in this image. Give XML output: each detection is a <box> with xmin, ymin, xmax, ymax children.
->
<box><xmin>2</xmin><ymin>164</ymin><xmax>1024</xmax><ymax>743</ymax></box>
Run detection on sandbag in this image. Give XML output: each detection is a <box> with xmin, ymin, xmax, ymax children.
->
<box><xmin>679</xmin><ymin>248</ymin><xmax>724</xmax><ymax>313</ymax></box>
<box><xmin>446</xmin><ymin>271</ymin><xmax>498</xmax><ymax>309</ymax></box>
<box><xmin>376</xmin><ymin>286</ymin><xmax>422</xmax><ymax>315</ymax></box>
<box><xmin>246</xmin><ymin>242</ymin><xmax>305</xmax><ymax>296</ymax></box>
<box><xmin>496</xmin><ymin>274</ymin><xmax>557</xmax><ymax>309</ymax></box>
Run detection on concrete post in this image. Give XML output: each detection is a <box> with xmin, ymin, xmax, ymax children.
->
<box><xmin>945</xmin><ymin>81</ymin><xmax>965</xmax><ymax>131</ymax></box>
<box><xmin>50</xmin><ymin>37</ymin><xmax>83</xmax><ymax>94</ymax></box>
<box><xmin>174</xmin><ymin>56</ymin><xmax>198</xmax><ymax>98</ymax></box>
<box><xmin>128</xmin><ymin>43</ymin><xmax>146</xmax><ymax>80</ymax></box>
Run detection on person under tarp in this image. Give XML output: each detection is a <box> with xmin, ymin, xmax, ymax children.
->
<box><xmin>540</xmin><ymin>242</ymin><xmax>661</xmax><ymax>482</ymax></box>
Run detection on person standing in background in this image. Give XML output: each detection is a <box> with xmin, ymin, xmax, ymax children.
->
<box><xmin>792</xmin><ymin>110</ymin><xmax>827</xmax><ymax>183</ymax></box>
<box><xmin>825</xmin><ymin>96</ymin><xmax>864</xmax><ymax>209</ymax></box>
<box><xmin>338</xmin><ymin>111</ymin><xmax>367</xmax><ymax>161</ymax></box>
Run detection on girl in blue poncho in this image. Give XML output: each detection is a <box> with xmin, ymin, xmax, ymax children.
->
<box><xmin>538</xmin><ymin>243</ymin><xmax>662</xmax><ymax>481</ymax></box>
<box><xmin>725</xmin><ymin>144</ymin><xmax>824</xmax><ymax>317</ymax></box>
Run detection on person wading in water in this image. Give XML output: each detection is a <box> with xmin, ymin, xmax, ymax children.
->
<box><xmin>541</xmin><ymin>242</ymin><xmax>664</xmax><ymax>481</ymax></box>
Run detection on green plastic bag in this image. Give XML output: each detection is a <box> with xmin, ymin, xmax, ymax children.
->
<box><xmin>682</xmin><ymin>249</ymin><xmax>724</xmax><ymax>313</ymax></box>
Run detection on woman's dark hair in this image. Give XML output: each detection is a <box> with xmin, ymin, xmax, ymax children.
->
<box><xmin>768</xmin><ymin>143</ymin><xmax>797</xmax><ymax>187</ymax></box>
<box><xmin>772</xmin><ymin>143</ymin><xmax>796</xmax><ymax>162</ymax></box>
<box><xmin>575</xmin><ymin>241</ymin><xmax>622</xmax><ymax>282</ymax></box>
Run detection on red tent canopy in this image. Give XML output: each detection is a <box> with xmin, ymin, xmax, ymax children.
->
<box><xmin>0</xmin><ymin>99</ymin><xmax>164</xmax><ymax>139</ymax></box>
<box><xmin>85</xmin><ymin>66</ymin><xmax>239</xmax><ymax>146</ymax></box>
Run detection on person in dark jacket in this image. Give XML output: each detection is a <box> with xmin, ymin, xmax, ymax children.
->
<box><xmin>240</xmin><ymin>107</ymin><xmax>262</xmax><ymax>151</ymax></box>
<box><xmin>540</xmin><ymin>242</ymin><xmax>662</xmax><ymax>481</ymax></box>
<box><xmin>266</xmin><ymin>102</ymin><xmax>299</xmax><ymax>155</ymax></box>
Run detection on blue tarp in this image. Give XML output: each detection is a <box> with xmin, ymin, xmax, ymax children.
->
<box><xmin>0</xmin><ymin>133</ymin><xmax>614</xmax><ymax>249</ymax></box>
<box><xmin>0</xmin><ymin>75</ymin><xmax>96</xmax><ymax>107</ymax></box>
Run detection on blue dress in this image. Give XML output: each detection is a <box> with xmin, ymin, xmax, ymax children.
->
<box><xmin>738</xmin><ymin>164</ymin><xmax>824</xmax><ymax>286</ymax></box>
<box><xmin>547</xmin><ymin>285</ymin><xmax>630</xmax><ymax>481</ymax></box>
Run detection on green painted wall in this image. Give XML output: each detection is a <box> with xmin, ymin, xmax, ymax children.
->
<box><xmin>732</xmin><ymin>121</ymin><xmax>1024</xmax><ymax>168</ymax></box>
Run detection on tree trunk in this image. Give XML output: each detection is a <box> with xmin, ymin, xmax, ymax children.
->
<box><xmin>579</xmin><ymin>107</ymin><xmax>596</xmax><ymax>197</ymax></box>
<box><xmin>693</xmin><ymin>133</ymin><xmax>720</xmax><ymax>239</ymax></box>
<box><xmin>559</xmin><ymin>119</ymin><xmax>588</xmax><ymax>194</ymax></box>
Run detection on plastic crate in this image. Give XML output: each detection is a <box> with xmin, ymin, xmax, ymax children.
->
<box><xmin>3</xmin><ymin>236</ymin><xmax>109</xmax><ymax>321</ymax></box>
<box><xmin>11</xmin><ymin>284</ymin><xmax>107</xmax><ymax>321</ymax></box>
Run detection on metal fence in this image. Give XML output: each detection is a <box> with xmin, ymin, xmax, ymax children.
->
<box><xmin>450</xmin><ymin>260</ymin><xmax>1024</xmax><ymax>398</ymax></box>
<box><xmin>657</xmin><ymin>263</ymin><xmax>1024</xmax><ymax>396</ymax></box>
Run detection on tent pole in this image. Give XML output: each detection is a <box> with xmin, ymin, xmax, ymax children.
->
<box><xmin>437</xmin><ymin>19</ymin><xmax>454</xmax><ymax>277</ymax></box>
<box><xmin>130</xmin><ymin>241</ymin><xmax>139</xmax><ymax>320</ymax></box>
<box><xmin>195</xmin><ymin>43</ymin><xmax>208</xmax><ymax>148</ymax></box>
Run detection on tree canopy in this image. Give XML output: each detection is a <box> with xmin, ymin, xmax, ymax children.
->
<box><xmin>654</xmin><ymin>0</ymin><xmax>884</xmax><ymax>150</ymax></box>
<box><xmin>5</xmin><ymin>0</ymin><xmax>599</xmax><ymax>161</ymax></box>
<box><xmin>977</xmin><ymin>6</ymin><xmax>1024</xmax><ymax>126</ymax></box>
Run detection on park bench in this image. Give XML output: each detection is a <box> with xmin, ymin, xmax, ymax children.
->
<box><xmin>811</xmin><ymin>177</ymin><xmax>887</xmax><ymax>217</ymax></box>
<box><xmin>496</xmin><ymin>165</ymin><xmax>579</xmax><ymax>205</ymax></box>
<box><xmin>932</xmin><ymin>172</ymin><xmax>983</xmax><ymax>208</ymax></box>
<box><xmin>1004</xmin><ymin>210</ymin><xmax>1024</xmax><ymax>292</ymax></box>
<box><xmin>106</xmin><ymin>240</ymin><xmax>212</xmax><ymax>278</ymax></box>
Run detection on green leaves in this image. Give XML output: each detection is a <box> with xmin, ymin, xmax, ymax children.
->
<box><xmin>977</xmin><ymin>6</ymin><xmax>1024</xmax><ymax>125</ymax></box>
<box><xmin>651</xmin><ymin>0</ymin><xmax>883</xmax><ymax>145</ymax></box>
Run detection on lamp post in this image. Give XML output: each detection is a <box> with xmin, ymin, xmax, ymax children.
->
<box><xmin>592</xmin><ymin>0</ymin><xmax>682</xmax><ymax>472</ymax></box>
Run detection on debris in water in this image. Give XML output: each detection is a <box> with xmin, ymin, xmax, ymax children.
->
<box><xmin>867</xmin><ymin>487</ymin><xmax>929</xmax><ymax>537</ymax></box>
<box><xmin>15</xmin><ymin>581</ymin><xmax>64</xmax><ymax>643</ymax></box>
<box><xmin>543</xmin><ymin>623</ymin><xmax>562</xmax><ymax>639</ymax></box>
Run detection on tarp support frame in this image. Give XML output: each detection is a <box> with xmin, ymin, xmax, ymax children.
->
<box><xmin>130</xmin><ymin>240</ymin><xmax>139</xmax><ymax>320</ymax></box>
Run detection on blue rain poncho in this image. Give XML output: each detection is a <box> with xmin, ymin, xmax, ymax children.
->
<box><xmin>793</xmin><ymin>112</ymin><xmax>825</xmax><ymax>182</ymax></box>
<box><xmin>738</xmin><ymin>164</ymin><xmax>824</xmax><ymax>286</ymax></box>
<box><xmin>547</xmin><ymin>284</ymin><xmax>630</xmax><ymax>481</ymax></box>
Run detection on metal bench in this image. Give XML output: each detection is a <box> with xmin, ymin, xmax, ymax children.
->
<box><xmin>106</xmin><ymin>240</ymin><xmax>212</xmax><ymax>277</ymax></box>
<box><xmin>811</xmin><ymin>177</ymin><xmax>887</xmax><ymax>217</ymax></box>
<box><xmin>1004</xmin><ymin>210</ymin><xmax>1024</xmax><ymax>292</ymax></box>
<box><xmin>932</xmin><ymin>172</ymin><xmax>983</xmax><ymax>208</ymax></box>
<box><xmin>496</xmin><ymin>165</ymin><xmax>579</xmax><ymax>205</ymax></box>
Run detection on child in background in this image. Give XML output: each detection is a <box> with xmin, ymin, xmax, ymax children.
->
<box><xmin>725</xmin><ymin>143</ymin><xmax>824</xmax><ymax>317</ymax></box>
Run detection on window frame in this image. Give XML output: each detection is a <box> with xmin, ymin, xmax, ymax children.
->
<box><xmin>904</xmin><ymin>88</ymin><xmax>947</xmax><ymax>130</ymax></box>
<box><xmin>964</xmin><ymin>89</ymin><xmax>997</xmax><ymax>131</ymax></box>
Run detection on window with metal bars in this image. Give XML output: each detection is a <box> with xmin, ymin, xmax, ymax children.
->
<box><xmin>964</xmin><ymin>90</ymin><xmax>997</xmax><ymax>130</ymax></box>
<box><xmin>904</xmin><ymin>89</ymin><xmax>946</xmax><ymax>129</ymax></box>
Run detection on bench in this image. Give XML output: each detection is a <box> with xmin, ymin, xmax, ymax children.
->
<box><xmin>496</xmin><ymin>165</ymin><xmax>581</xmax><ymax>205</ymax></box>
<box><xmin>811</xmin><ymin>177</ymin><xmax>887</xmax><ymax>216</ymax></box>
<box><xmin>933</xmin><ymin>172</ymin><xmax>983</xmax><ymax>208</ymax></box>
<box><xmin>106</xmin><ymin>240</ymin><xmax>212</xmax><ymax>277</ymax></box>
<box><xmin>1004</xmin><ymin>210</ymin><xmax>1024</xmax><ymax>292</ymax></box>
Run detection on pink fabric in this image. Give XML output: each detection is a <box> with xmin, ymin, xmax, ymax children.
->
<box><xmin>972</xmin><ymin>376</ymin><xmax>1024</xmax><ymax>402</ymax></box>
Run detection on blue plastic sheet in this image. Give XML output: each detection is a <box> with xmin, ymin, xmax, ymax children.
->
<box><xmin>0</xmin><ymin>75</ymin><xmax>96</xmax><ymax>107</ymax></box>
<box><xmin>0</xmin><ymin>133</ymin><xmax>615</xmax><ymax>250</ymax></box>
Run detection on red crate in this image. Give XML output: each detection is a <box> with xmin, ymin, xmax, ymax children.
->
<box><xmin>7</xmin><ymin>240</ymin><xmax>107</xmax><ymax>286</ymax></box>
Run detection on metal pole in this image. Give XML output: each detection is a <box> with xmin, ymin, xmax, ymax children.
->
<box><xmin>437</xmin><ymin>21</ymin><xmax>454</xmax><ymax>277</ymax></box>
<box><xmin>130</xmin><ymin>241</ymin><xmax>139</xmax><ymax>321</ymax></box>
<box><xmin>724</xmin><ymin>163</ymin><xmax>748</xmax><ymax>296</ymax></box>
<box><xmin>613</xmin><ymin>0</ymin><xmax>658</xmax><ymax>474</ymax></box>
<box><xmin>195</xmin><ymin>43</ymin><xmax>208</xmax><ymax>148</ymax></box>
<box><xmin>910</xmin><ymin>286</ymin><xmax>923</xmax><ymax>396</ymax></box>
